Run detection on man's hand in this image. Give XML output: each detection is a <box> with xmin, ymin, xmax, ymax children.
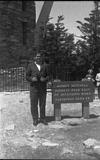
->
<box><xmin>40</xmin><ymin>77</ymin><xmax>46</xmax><ymax>82</ymax></box>
<box><xmin>32</xmin><ymin>77</ymin><xmax>38</xmax><ymax>82</ymax></box>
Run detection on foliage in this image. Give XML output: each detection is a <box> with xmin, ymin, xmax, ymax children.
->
<box><xmin>1</xmin><ymin>1</ymin><xmax>100</xmax><ymax>82</ymax></box>
<box><xmin>76</xmin><ymin>1</ymin><xmax>100</xmax><ymax>76</ymax></box>
<box><xmin>40</xmin><ymin>15</ymin><xmax>75</xmax><ymax>80</ymax></box>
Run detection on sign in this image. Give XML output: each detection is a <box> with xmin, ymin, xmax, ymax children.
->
<box><xmin>52</xmin><ymin>81</ymin><xmax>94</xmax><ymax>104</ymax></box>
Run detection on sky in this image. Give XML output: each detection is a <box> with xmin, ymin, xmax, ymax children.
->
<box><xmin>35</xmin><ymin>1</ymin><xmax>94</xmax><ymax>42</ymax></box>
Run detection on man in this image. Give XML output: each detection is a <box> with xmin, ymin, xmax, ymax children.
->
<box><xmin>95</xmin><ymin>68</ymin><xmax>100</xmax><ymax>99</ymax></box>
<box><xmin>26</xmin><ymin>52</ymin><xmax>50</xmax><ymax>126</ymax></box>
<box><xmin>85</xmin><ymin>69</ymin><xmax>94</xmax><ymax>82</ymax></box>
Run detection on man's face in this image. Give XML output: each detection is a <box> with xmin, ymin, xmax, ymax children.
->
<box><xmin>34</xmin><ymin>53</ymin><xmax>41</xmax><ymax>64</ymax></box>
<box><xmin>88</xmin><ymin>69</ymin><xmax>93</xmax><ymax>74</ymax></box>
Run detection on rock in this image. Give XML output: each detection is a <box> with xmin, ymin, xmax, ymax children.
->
<box><xmin>28</xmin><ymin>140</ymin><xmax>40</xmax><ymax>149</ymax></box>
<box><xmin>34</xmin><ymin>129</ymin><xmax>39</xmax><ymax>132</ymax></box>
<box><xmin>49</xmin><ymin>122</ymin><xmax>64</xmax><ymax>129</ymax></box>
<box><xmin>5</xmin><ymin>124</ymin><xmax>14</xmax><ymax>131</ymax></box>
<box><xmin>94</xmin><ymin>145</ymin><xmax>100</xmax><ymax>155</ymax></box>
<box><xmin>62</xmin><ymin>118</ymin><xmax>83</xmax><ymax>126</ymax></box>
<box><xmin>25</xmin><ymin>130</ymin><xmax>33</xmax><ymax>137</ymax></box>
<box><xmin>83</xmin><ymin>138</ymin><xmax>97</xmax><ymax>148</ymax></box>
<box><xmin>68</xmin><ymin>121</ymin><xmax>80</xmax><ymax>126</ymax></box>
<box><xmin>54</xmin><ymin>135</ymin><xmax>65</xmax><ymax>140</ymax></box>
<box><xmin>12</xmin><ymin>136</ymin><xmax>28</xmax><ymax>146</ymax></box>
<box><xmin>83</xmin><ymin>138</ymin><xmax>100</xmax><ymax>149</ymax></box>
<box><xmin>25</xmin><ymin>130</ymin><xmax>39</xmax><ymax>138</ymax></box>
<box><xmin>37</xmin><ymin>123</ymin><xmax>48</xmax><ymax>130</ymax></box>
<box><xmin>42</xmin><ymin>140</ymin><xmax>59</xmax><ymax>147</ymax></box>
<box><xmin>83</xmin><ymin>138</ymin><xmax>100</xmax><ymax>156</ymax></box>
<box><xmin>61</xmin><ymin>147</ymin><xmax>73</xmax><ymax>155</ymax></box>
<box><xmin>10</xmin><ymin>136</ymin><xmax>40</xmax><ymax>149</ymax></box>
<box><xmin>68</xmin><ymin>119</ymin><xmax>83</xmax><ymax>126</ymax></box>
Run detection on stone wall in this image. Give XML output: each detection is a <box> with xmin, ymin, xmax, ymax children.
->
<box><xmin>0</xmin><ymin>1</ymin><xmax>36</xmax><ymax>68</ymax></box>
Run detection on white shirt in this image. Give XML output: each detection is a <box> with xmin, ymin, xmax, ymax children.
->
<box><xmin>35</xmin><ymin>62</ymin><xmax>41</xmax><ymax>71</ymax></box>
<box><xmin>96</xmin><ymin>73</ymin><xmax>100</xmax><ymax>86</ymax></box>
<box><xmin>96</xmin><ymin>73</ymin><xmax>100</xmax><ymax>81</ymax></box>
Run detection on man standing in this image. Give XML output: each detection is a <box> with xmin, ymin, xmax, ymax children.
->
<box><xmin>85</xmin><ymin>69</ymin><xmax>94</xmax><ymax>82</ymax></box>
<box><xmin>95</xmin><ymin>68</ymin><xmax>100</xmax><ymax>99</ymax></box>
<box><xmin>26</xmin><ymin>52</ymin><xmax>50</xmax><ymax>126</ymax></box>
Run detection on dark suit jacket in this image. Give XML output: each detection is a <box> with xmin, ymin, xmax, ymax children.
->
<box><xmin>26</xmin><ymin>61</ymin><xmax>50</xmax><ymax>91</ymax></box>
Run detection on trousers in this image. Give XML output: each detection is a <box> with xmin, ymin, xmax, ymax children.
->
<box><xmin>30</xmin><ymin>86</ymin><xmax>46</xmax><ymax>120</ymax></box>
<box><xmin>98</xmin><ymin>86</ymin><xmax>100</xmax><ymax>99</ymax></box>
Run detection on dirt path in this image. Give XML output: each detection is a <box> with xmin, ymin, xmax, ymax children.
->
<box><xmin>0</xmin><ymin>91</ymin><xmax>100</xmax><ymax>159</ymax></box>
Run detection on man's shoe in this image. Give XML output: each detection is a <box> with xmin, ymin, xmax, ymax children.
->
<box><xmin>40</xmin><ymin>119</ymin><xmax>48</xmax><ymax>125</ymax></box>
<box><xmin>33</xmin><ymin>120</ymin><xmax>38</xmax><ymax>126</ymax></box>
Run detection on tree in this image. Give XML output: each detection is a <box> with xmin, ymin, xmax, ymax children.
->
<box><xmin>73</xmin><ymin>40</ymin><xmax>91</xmax><ymax>80</ymax></box>
<box><xmin>76</xmin><ymin>1</ymin><xmax>100</xmax><ymax>75</ymax></box>
<box><xmin>41</xmin><ymin>15</ymin><xmax>75</xmax><ymax>80</ymax></box>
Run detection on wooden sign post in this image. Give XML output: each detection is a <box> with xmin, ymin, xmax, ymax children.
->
<box><xmin>82</xmin><ymin>102</ymin><xmax>89</xmax><ymax>119</ymax></box>
<box><xmin>52</xmin><ymin>81</ymin><xmax>94</xmax><ymax>121</ymax></box>
<box><xmin>54</xmin><ymin>103</ymin><xmax>61</xmax><ymax>121</ymax></box>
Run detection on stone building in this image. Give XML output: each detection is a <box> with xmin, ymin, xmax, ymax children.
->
<box><xmin>0</xmin><ymin>1</ymin><xmax>36</xmax><ymax>68</ymax></box>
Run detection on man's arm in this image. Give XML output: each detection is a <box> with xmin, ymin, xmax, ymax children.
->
<box><xmin>26</xmin><ymin>63</ymin><xmax>37</xmax><ymax>83</ymax></box>
<box><xmin>40</xmin><ymin>64</ymin><xmax>50</xmax><ymax>82</ymax></box>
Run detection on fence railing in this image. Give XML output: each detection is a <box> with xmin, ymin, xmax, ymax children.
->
<box><xmin>0</xmin><ymin>67</ymin><xmax>98</xmax><ymax>101</ymax></box>
<box><xmin>0</xmin><ymin>66</ymin><xmax>71</xmax><ymax>92</ymax></box>
<box><xmin>0</xmin><ymin>67</ymin><xmax>29</xmax><ymax>92</ymax></box>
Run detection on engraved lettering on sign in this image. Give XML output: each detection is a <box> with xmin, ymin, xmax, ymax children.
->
<box><xmin>52</xmin><ymin>81</ymin><xmax>94</xmax><ymax>104</ymax></box>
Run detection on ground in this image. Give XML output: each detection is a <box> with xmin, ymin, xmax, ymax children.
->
<box><xmin>0</xmin><ymin>91</ymin><xmax>100</xmax><ymax>159</ymax></box>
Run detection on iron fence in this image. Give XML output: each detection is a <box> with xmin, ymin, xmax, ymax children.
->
<box><xmin>0</xmin><ymin>67</ymin><xmax>29</xmax><ymax>92</ymax></box>
<box><xmin>0</xmin><ymin>66</ymin><xmax>72</xmax><ymax>92</ymax></box>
